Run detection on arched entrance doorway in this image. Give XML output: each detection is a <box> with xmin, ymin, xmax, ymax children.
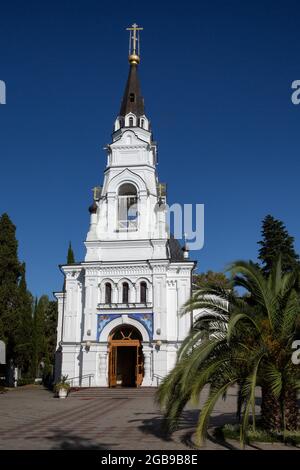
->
<box><xmin>108</xmin><ymin>325</ymin><xmax>144</xmax><ymax>387</ymax></box>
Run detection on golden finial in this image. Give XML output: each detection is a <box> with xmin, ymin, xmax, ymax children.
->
<box><xmin>126</xmin><ymin>23</ymin><xmax>143</xmax><ymax>64</ymax></box>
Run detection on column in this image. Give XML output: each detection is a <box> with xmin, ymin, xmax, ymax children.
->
<box><xmin>142</xmin><ymin>348</ymin><xmax>152</xmax><ymax>386</ymax></box>
<box><xmin>106</xmin><ymin>193</ymin><xmax>116</xmax><ymax>238</ymax></box>
<box><xmin>166</xmin><ymin>279</ymin><xmax>178</xmax><ymax>341</ymax></box>
<box><xmin>99</xmin><ymin>351</ymin><xmax>108</xmax><ymax>386</ymax></box>
<box><xmin>83</xmin><ymin>270</ymin><xmax>98</xmax><ymax>341</ymax></box>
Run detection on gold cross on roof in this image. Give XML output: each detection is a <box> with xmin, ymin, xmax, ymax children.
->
<box><xmin>126</xmin><ymin>23</ymin><xmax>143</xmax><ymax>57</ymax></box>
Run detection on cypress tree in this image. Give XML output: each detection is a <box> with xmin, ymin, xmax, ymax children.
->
<box><xmin>43</xmin><ymin>300</ymin><xmax>58</xmax><ymax>385</ymax></box>
<box><xmin>31</xmin><ymin>298</ymin><xmax>38</xmax><ymax>377</ymax></box>
<box><xmin>258</xmin><ymin>215</ymin><xmax>299</xmax><ymax>276</ymax></box>
<box><xmin>15</xmin><ymin>263</ymin><xmax>34</xmax><ymax>374</ymax></box>
<box><xmin>0</xmin><ymin>213</ymin><xmax>22</xmax><ymax>363</ymax></box>
<box><xmin>44</xmin><ymin>300</ymin><xmax>58</xmax><ymax>362</ymax></box>
<box><xmin>0</xmin><ymin>213</ymin><xmax>21</xmax><ymax>283</ymax></box>
<box><xmin>67</xmin><ymin>241</ymin><xmax>75</xmax><ymax>264</ymax></box>
<box><xmin>31</xmin><ymin>296</ymin><xmax>48</xmax><ymax>377</ymax></box>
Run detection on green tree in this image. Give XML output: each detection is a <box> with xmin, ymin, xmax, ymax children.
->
<box><xmin>31</xmin><ymin>295</ymin><xmax>57</xmax><ymax>381</ymax></box>
<box><xmin>157</xmin><ymin>258</ymin><xmax>300</xmax><ymax>446</ymax></box>
<box><xmin>31</xmin><ymin>296</ymin><xmax>48</xmax><ymax>377</ymax></box>
<box><xmin>15</xmin><ymin>263</ymin><xmax>34</xmax><ymax>373</ymax></box>
<box><xmin>0</xmin><ymin>214</ymin><xmax>23</xmax><ymax>363</ymax></box>
<box><xmin>258</xmin><ymin>215</ymin><xmax>299</xmax><ymax>276</ymax></box>
<box><xmin>30</xmin><ymin>298</ymin><xmax>38</xmax><ymax>377</ymax></box>
<box><xmin>67</xmin><ymin>242</ymin><xmax>75</xmax><ymax>264</ymax></box>
<box><xmin>43</xmin><ymin>300</ymin><xmax>58</xmax><ymax>386</ymax></box>
<box><xmin>44</xmin><ymin>301</ymin><xmax>58</xmax><ymax>363</ymax></box>
<box><xmin>193</xmin><ymin>270</ymin><xmax>232</xmax><ymax>290</ymax></box>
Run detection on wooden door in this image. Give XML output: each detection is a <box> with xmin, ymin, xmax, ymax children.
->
<box><xmin>136</xmin><ymin>345</ymin><xmax>144</xmax><ymax>387</ymax></box>
<box><xmin>109</xmin><ymin>345</ymin><xmax>117</xmax><ymax>387</ymax></box>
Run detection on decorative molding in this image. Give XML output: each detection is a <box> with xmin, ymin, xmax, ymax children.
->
<box><xmin>98</xmin><ymin>278</ymin><xmax>118</xmax><ymax>288</ymax></box>
<box><xmin>168</xmin><ymin>268</ymin><xmax>192</xmax><ymax>275</ymax></box>
<box><xmin>166</xmin><ymin>279</ymin><xmax>177</xmax><ymax>287</ymax></box>
<box><xmin>85</xmin><ymin>269</ymin><xmax>100</xmax><ymax>276</ymax></box>
<box><xmin>151</xmin><ymin>265</ymin><xmax>168</xmax><ymax>274</ymax></box>
<box><xmin>53</xmin><ymin>292</ymin><xmax>65</xmax><ymax>300</ymax></box>
<box><xmin>112</xmin><ymin>144</ymin><xmax>147</xmax><ymax>150</ymax></box>
<box><xmin>97</xmin><ymin>302</ymin><xmax>153</xmax><ymax>309</ymax></box>
<box><xmin>97</xmin><ymin>266</ymin><xmax>150</xmax><ymax>276</ymax></box>
<box><xmin>65</xmin><ymin>270</ymin><xmax>83</xmax><ymax>280</ymax></box>
<box><xmin>84</xmin><ymin>264</ymin><xmax>157</xmax><ymax>278</ymax></box>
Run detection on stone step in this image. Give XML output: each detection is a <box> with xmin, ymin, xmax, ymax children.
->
<box><xmin>69</xmin><ymin>387</ymin><xmax>157</xmax><ymax>398</ymax></box>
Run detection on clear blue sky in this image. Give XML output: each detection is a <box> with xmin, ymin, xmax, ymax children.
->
<box><xmin>0</xmin><ymin>0</ymin><xmax>300</xmax><ymax>297</ymax></box>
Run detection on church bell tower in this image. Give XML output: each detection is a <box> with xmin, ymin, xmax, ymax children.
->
<box><xmin>86</xmin><ymin>23</ymin><xmax>168</xmax><ymax>261</ymax></box>
<box><xmin>54</xmin><ymin>25</ymin><xmax>196</xmax><ymax>388</ymax></box>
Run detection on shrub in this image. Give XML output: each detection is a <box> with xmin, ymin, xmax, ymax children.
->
<box><xmin>17</xmin><ymin>377</ymin><xmax>35</xmax><ymax>386</ymax></box>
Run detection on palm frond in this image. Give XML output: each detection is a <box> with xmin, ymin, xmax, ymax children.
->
<box><xmin>180</xmin><ymin>337</ymin><xmax>227</xmax><ymax>385</ymax></box>
<box><xmin>228</xmin><ymin>260</ymin><xmax>276</xmax><ymax>328</ymax></box>
<box><xmin>227</xmin><ymin>312</ymin><xmax>261</xmax><ymax>342</ymax></box>
<box><xmin>190</xmin><ymin>356</ymin><xmax>231</xmax><ymax>404</ymax></box>
<box><xmin>177</xmin><ymin>328</ymin><xmax>205</xmax><ymax>359</ymax></box>
<box><xmin>280</xmin><ymin>289</ymin><xmax>299</xmax><ymax>339</ymax></box>
<box><xmin>264</xmin><ymin>362</ymin><xmax>282</xmax><ymax>399</ymax></box>
<box><xmin>240</xmin><ymin>353</ymin><xmax>265</xmax><ymax>446</ymax></box>
<box><xmin>195</xmin><ymin>379</ymin><xmax>237</xmax><ymax>446</ymax></box>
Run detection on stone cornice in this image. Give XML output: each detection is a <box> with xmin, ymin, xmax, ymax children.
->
<box><xmin>53</xmin><ymin>292</ymin><xmax>65</xmax><ymax>300</ymax></box>
<box><xmin>111</xmin><ymin>144</ymin><xmax>148</xmax><ymax>150</ymax></box>
<box><xmin>64</xmin><ymin>268</ymin><xmax>83</xmax><ymax>280</ymax></box>
<box><xmin>86</xmin><ymin>265</ymin><xmax>151</xmax><ymax>277</ymax></box>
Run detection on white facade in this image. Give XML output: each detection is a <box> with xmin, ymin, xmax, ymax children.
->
<box><xmin>54</xmin><ymin>53</ymin><xmax>195</xmax><ymax>387</ymax></box>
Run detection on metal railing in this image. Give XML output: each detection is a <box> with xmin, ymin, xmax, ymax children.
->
<box><xmin>67</xmin><ymin>374</ymin><xmax>95</xmax><ymax>388</ymax></box>
<box><xmin>153</xmin><ymin>374</ymin><xmax>164</xmax><ymax>387</ymax></box>
<box><xmin>117</xmin><ymin>221</ymin><xmax>138</xmax><ymax>233</ymax></box>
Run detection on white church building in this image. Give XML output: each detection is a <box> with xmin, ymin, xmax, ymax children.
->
<box><xmin>54</xmin><ymin>25</ymin><xmax>196</xmax><ymax>387</ymax></box>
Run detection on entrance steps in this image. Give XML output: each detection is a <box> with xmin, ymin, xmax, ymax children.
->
<box><xmin>69</xmin><ymin>386</ymin><xmax>157</xmax><ymax>399</ymax></box>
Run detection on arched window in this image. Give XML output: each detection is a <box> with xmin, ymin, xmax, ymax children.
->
<box><xmin>129</xmin><ymin>117</ymin><xmax>134</xmax><ymax>127</ymax></box>
<box><xmin>122</xmin><ymin>282</ymin><xmax>129</xmax><ymax>303</ymax></box>
<box><xmin>105</xmin><ymin>283</ymin><xmax>112</xmax><ymax>304</ymax></box>
<box><xmin>110</xmin><ymin>325</ymin><xmax>142</xmax><ymax>341</ymax></box>
<box><xmin>140</xmin><ymin>118</ymin><xmax>144</xmax><ymax>128</ymax></box>
<box><xmin>140</xmin><ymin>282</ymin><xmax>147</xmax><ymax>303</ymax></box>
<box><xmin>126</xmin><ymin>134</ymin><xmax>132</xmax><ymax>144</ymax></box>
<box><xmin>118</xmin><ymin>183</ymin><xmax>138</xmax><ymax>230</ymax></box>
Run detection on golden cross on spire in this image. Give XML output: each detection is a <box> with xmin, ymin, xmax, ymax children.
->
<box><xmin>126</xmin><ymin>23</ymin><xmax>143</xmax><ymax>64</ymax></box>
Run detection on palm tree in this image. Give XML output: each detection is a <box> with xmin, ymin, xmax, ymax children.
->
<box><xmin>157</xmin><ymin>258</ymin><xmax>300</xmax><ymax>446</ymax></box>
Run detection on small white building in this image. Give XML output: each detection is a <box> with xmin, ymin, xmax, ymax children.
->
<box><xmin>54</xmin><ymin>26</ymin><xmax>196</xmax><ymax>387</ymax></box>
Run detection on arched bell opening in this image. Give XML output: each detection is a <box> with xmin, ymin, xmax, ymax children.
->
<box><xmin>118</xmin><ymin>183</ymin><xmax>138</xmax><ymax>231</ymax></box>
<box><xmin>108</xmin><ymin>325</ymin><xmax>144</xmax><ymax>388</ymax></box>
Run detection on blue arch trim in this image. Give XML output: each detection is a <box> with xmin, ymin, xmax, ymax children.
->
<box><xmin>96</xmin><ymin>312</ymin><xmax>153</xmax><ymax>341</ymax></box>
<box><xmin>97</xmin><ymin>314</ymin><xmax>121</xmax><ymax>341</ymax></box>
<box><xmin>128</xmin><ymin>313</ymin><xmax>153</xmax><ymax>340</ymax></box>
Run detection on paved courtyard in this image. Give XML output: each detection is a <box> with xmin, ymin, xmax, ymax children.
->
<box><xmin>0</xmin><ymin>385</ymin><xmax>297</xmax><ymax>450</ymax></box>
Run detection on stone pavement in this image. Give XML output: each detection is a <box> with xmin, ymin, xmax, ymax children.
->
<box><xmin>0</xmin><ymin>385</ymin><xmax>297</xmax><ymax>450</ymax></box>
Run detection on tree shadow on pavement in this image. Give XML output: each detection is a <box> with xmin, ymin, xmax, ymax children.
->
<box><xmin>129</xmin><ymin>408</ymin><xmax>238</xmax><ymax>450</ymax></box>
<box><xmin>47</xmin><ymin>430</ymin><xmax>115</xmax><ymax>450</ymax></box>
<box><xmin>128</xmin><ymin>412</ymin><xmax>173</xmax><ymax>441</ymax></box>
<box><xmin>128</xmin><ymin>408</ymin><xmax>202</xmax><ymax>442</ymax></box>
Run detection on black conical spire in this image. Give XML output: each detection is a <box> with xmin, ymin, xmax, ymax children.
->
<box><xmin>119</xmin><ymin>23</ymin><xmax>145</xmax><ymax>120</ymax></box>
<box><xmin>119</xmin><ymin>63</ymin><xmax>145</xmax><ymax>118</ymax></box>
